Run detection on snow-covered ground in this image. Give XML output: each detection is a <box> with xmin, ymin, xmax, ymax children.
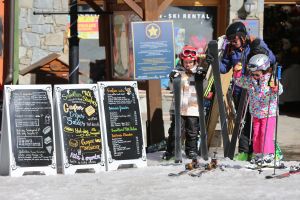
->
<box><xmin>1</xmin><ymin>151</ymin><xmax>300</xmax><ymax>200</ymax></box>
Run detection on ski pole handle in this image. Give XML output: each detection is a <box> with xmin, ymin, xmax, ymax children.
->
<box><xmin>277</xmin><ymin>65</ymin><xmax>282</xmax><ymax>81</ymax></box>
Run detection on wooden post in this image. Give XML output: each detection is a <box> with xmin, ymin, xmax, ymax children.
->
<box><xmin>143</xmin><ymin>0</ymin><xmax>165</xmax><ymax>145</ymax></box>
<box><xmin>69</xmin><ymin>0</ymin><xmax>79</xmax><ymax>84</ymax></box>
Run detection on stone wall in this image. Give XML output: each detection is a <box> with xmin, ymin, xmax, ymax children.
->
<box><xmin>19</xmin><ymin>0</ymin><xmax>68</xmax><ymax>84</ymax></box>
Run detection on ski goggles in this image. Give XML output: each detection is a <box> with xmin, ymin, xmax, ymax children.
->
<box><xmin>182</xmin><ymin>49</ymin><xmax>197</xmax><ymax>57</ymax></box>
<box><xmin>247</xmin><ymin>64</ymin><xmax>258</xmax><ymax>71</ymax></box>
<box><xmin>247</xmin><ymin>62</ymin><xmax>270</xmax><ymax>72</ymax></box>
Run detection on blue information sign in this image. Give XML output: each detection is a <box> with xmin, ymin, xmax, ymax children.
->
<box><xmin>131</xmin><ymin>21</ymin><xmax>175</xmax><ymax>80</ymax></box>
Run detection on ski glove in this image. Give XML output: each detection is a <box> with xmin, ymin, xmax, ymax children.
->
<box><xmin>233</xmin><ymin>70</ymin><xmax>242</xmax><ymax>78</ymax></box>
<box><xmin>195</xmin><ymin>66</ymin><xmax>207</xmax><ymax>78</ymax></box>
<box><xmin>169</xmin><ymin>70</ymin><xmax>181</xmax><ymax>82</ymax></box>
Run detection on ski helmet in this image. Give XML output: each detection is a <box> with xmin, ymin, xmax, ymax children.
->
<box><xmin>247</xmin><ymin>54</ymin><xmax>270</xmax><ymax>72</ymax></box>
<box><xmin>225</xmin><ymin>22</ymin><xmax>247</xmax><ymax>40</ymax></box>
<box><xmin>179</xmin><ymin>45</ymin><xmax>198</xmax><ymax>61</ymax></box>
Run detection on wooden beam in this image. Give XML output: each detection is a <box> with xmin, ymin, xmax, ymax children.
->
<box><xmin>102</xmin><ymin>1</ymin><xmax>113</xmax><ymax>81</ymax></box>
<box><xmin>157</xmin><ymin>0</ymin><xmax>173</xmax><ymax>16</ymax></box>
<box><xmin>78</xmin><ymin>0</ymin><xmax>103</xmax><ymax>5</ymax></box>
<box><xmin>123</xmin><ymin>0</ymin><xmax>143</xmax><ymax>18</ymax></box>
<box><xmin>217</xmin><ymin>0</ymin><xmax>228</xmax><ymax>36</ymax></box>
<box><xmin>264</xmin><ymin>0</ymin><xmax>299</xmax><ymax>4</ymax></box>
<box><xmin>83</xmin><ymin>0</ymin><xmax>103</xmax><ymax>12</ymax></box>
<box><xmin>144</xmin><ymin>0</ymin><xmax>158</xmax><ymax>20</ymax></box>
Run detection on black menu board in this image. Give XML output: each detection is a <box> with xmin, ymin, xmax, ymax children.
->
<box><xmin>103</xmin><ymin>85</ymin><xmax>143</xmax><ymax>160</ymax></box>
<box><xmin>60</xmin><ymin>88</ymin><xmax>102</xmax><ymax>165</ymax></box>
<box><xmin>9</xmin><ymin>89</ymin><xmax>54</xmax><ymax>167</ymax></box>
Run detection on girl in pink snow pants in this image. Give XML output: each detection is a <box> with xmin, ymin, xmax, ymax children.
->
<box><xmin>233</xmin><ymin>54</ymin><xmax>283</xmax><ymax>164</ymax></box>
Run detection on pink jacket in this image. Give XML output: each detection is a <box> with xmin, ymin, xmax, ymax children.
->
<box><xmin>234</xmin><ymin>73</ymin><xmax>283</xmax><ymax>119</ymax></box>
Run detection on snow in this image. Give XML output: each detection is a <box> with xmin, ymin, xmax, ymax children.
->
<box><xmin>1</xmin><ymin>151</ymin><xmax>300</xmax><ymax>200</ymax></box>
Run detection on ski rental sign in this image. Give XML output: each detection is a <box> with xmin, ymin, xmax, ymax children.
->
<box><xmin>131</xmin><ymin>21</ymin><xmax>175</xmax><ymax>80</ymax></box>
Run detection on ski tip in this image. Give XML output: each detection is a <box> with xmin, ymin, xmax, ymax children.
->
<box><xmin>168</xmin><ymin>173</ymin><xmax>178</xmax><ymax>177</ymax></box>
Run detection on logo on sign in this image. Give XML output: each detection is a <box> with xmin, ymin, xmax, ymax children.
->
<box><xmin>145</xmin><ymin>23</ymin><xmax>160</xmax><ymax>39</ymax></box>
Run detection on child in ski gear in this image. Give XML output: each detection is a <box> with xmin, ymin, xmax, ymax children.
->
<box><xmin>233</xmin><ymin>54</ymin><xmax>283</xmax><ymax>164</ymax></box>
<box><xmin>163</xmin><ymin>45</ymin><xmax>205</xmax><ymax>160</ymax></box>
<box><xmin>207</xmin><ymin>21</ymin><xmax>276</xmax><ymax>161</ymax></box>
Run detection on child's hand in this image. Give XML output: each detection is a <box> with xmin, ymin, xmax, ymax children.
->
<box><xmin>169</xmin><ymin>70</ymin><xmax>180</xmax><ymax>82</ymax></box>
<box><xmin>234</xmin><ymin>62</ymin><xmax>243</xmax><ymax>71</ymax></box>
<box><xmin>269</xmin><ymin>79</ymin><xmax>278</xmax><ymax>92</ymax></box>
<box><xmin>271</xmin><ymin>85</ymin><xmax>279</xmax><ymax>92</ymax></box>
<box><xmin>205</xmin><ymin>92</ymin><xmax>213</xmax><ymax>100</ymax></box>
<box><xmin>269</xmin><ymin>79</ymin><xmax>275</xmax><ymax>87</ymax></box>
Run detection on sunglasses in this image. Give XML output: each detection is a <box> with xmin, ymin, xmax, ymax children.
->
<box><xmin>183</xmin><ymin>49</ymin><xmax>197</xmax><ymax>57</ymax></box>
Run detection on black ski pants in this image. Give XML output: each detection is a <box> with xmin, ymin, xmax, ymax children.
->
<box><xmin>166</xmin><ymin>115</ymin><xmax>199</xmax><ymax>154</ymax></box>
<box><xmin>233</xmin><ymin>92</ymin><xmax>253</xmax><ymax>154</ymax></box>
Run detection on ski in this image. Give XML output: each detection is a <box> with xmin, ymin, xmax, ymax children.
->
<box><xmin>173</xmin><ymin>75</ymin><xmax>182</xmax><ymax>163</ymax></box>
<box><xmin>265</xmin><ymin>166</ymin><xmax>300</xmax><ymax>179</ymax></box>
<box><xmin>208</xmin><ymin>40</ymin><xmax>230</xmax><ymax>156</ymax></box>
<box><xmin>195</xmin><ymin>71</ymin><xmax>208</xmax><ymax>160</ymax></box>
<box><xmin>227</xmin><ymin>89</ymin><xmax>249</xmax><ymax>159</ymax></box>
<box><xmin>168</xmin><ymin>169</ymin><xmax>195</xmax><ymax>177</ymax></box>
<box><xmin>189</xmin><ymin>167</ymin><xmax>219</xmax><ymax>177</ymax></box>
<box><xmin>168</xmin><ymin>159</ymin><xmax>201</xmax><ymax>177</ymax></box>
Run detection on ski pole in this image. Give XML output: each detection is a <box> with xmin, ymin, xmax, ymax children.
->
<box><xmin>273</xmin><ymin>64</ymin><xmax>281</xmax><ymax>175</ymax></box>
<box><xmin>260</xmin><ymin>63</ymin><xmax>278</xmax><ymax>172</ymax></box>
<box><xmin>249</xmin><ymin>116</ymin><xmax>253</xmax><ymax>147</ymax></box>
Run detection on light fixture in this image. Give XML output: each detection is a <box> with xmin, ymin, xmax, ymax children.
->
<box><xmin>244</xmin><ymin>0</ymin><xmax>257</xmax><ymax>14</ymax></box>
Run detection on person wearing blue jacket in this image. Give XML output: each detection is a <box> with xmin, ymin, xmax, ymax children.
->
<box><xmin>208</xmin><ymin>21</ymin><xmax>276</xmax><ymax>161</ymax></box>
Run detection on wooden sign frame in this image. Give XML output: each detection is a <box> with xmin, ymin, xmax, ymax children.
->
<box><xmin>54</xmin><ymin>84</ymin><xmax>106</xmax><ymax>174</ymax></box>
<box><xmin>98</xmin><ymin>81</ymin><xmax>147</xmax><ymax>171</ymax></box>
<box><xmin>0</xmin><ymin>85</ymin><xmax>56</xmax><ymax>177</ymax></box>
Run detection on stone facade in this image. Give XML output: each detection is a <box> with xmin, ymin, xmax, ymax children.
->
<box><xmin>229</xmin><ymin>0</ymin><xmax>264</xmax><ymax>38</ymax></box>
<box><xmin>19</xmin><ymin>0</ymin><xmax>68</xmax><ymax>84</ymax></box>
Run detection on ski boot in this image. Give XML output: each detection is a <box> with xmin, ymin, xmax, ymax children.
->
<box><xmin>250</xmin><ymin>153</ymin><xmax>263</xmax><ymax>164</ymax></box>
<box><xmin>162</xmin><ymin>151</ymin><xmax>174</xmax><ymax>160</ymax></box>
<box><xmin>186</xmin><ymin>151</ymin><xmax>198</xmax><ymax>160</ymax></box>
<box><xmin>233</xmin><ymin>152</ymin><xmax>249</xmax><ymax>161</ymax></box>
<box><xmin>185</xmin><ymin>158</ymin><xmax>199</xmax><ymax>170</ymax></box>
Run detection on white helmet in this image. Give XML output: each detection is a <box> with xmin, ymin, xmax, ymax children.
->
<box><xmin>247</xmin><ymin>54</ymin><xmax>270</xmax><ymax>72</ymax></box>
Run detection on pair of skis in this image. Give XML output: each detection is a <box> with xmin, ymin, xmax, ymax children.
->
<box><xmin>169</xmin><ymin>153</ymin><xmax>219</xmax><ymax>177</ymax></box>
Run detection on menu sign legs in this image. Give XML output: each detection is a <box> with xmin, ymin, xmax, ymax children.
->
<box><xmin>98</xmin><ymin>81</ymin><xmax>147</xmax><ymax>171</ymax></box>
<box><xmin>0</xmin><ymin>85</ymin><xmax>56</xmax><ymax>177</ymax></box>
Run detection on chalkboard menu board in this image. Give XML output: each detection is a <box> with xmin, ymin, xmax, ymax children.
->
<box><xmin>54</xmin><ymin>85</ymin><xmax>105</xmax><ymax>173</ymax></box>
<box><xmin>9</xmin><ymin>88</ymin><xmax>54</xmax><ymax>167</ymax></box>
<box><xmin>98</xmin><ymin>81</ymin><xmax>146</xmax><ymax>168</ymax></box>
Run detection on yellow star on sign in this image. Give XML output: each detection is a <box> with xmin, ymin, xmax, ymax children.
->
<box><xmin>148</xmin><ymin>25</ymin><xmax>158</xmax><ymax>37</ymax></box>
